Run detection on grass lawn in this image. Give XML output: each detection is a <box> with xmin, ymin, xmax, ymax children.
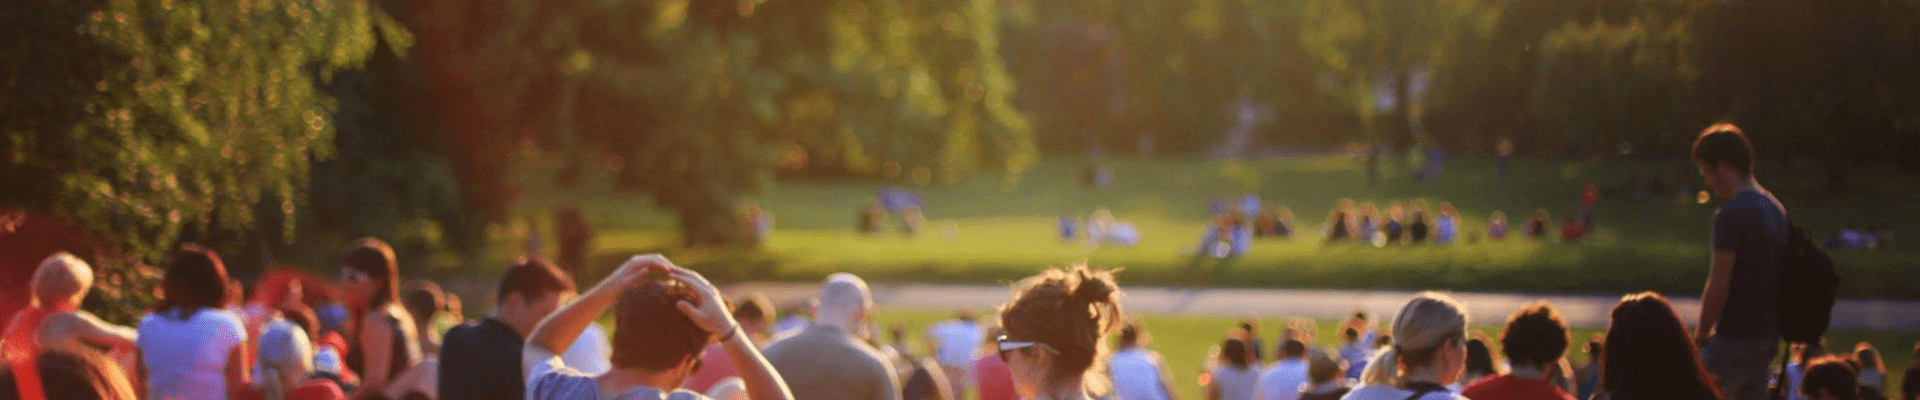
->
<box><xmin>482</xmin><ymin>155</ymin><xmax>1920</xmax><ymax>299</ymax></box>
<box><xmin>870</xmin><ymin>309</ymin><xmax>1919</xmax><ymax>400</ymax></box>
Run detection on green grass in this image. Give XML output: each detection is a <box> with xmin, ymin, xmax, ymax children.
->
<box><xmin>871</xmin><ymin>309</ymin><xmax>1919</xmax><ymax>400</ymax></box>
<box><xmin>478</xmin><ymin>155</ymin><xmax>1920</xmax><ymax>300</ymax></box>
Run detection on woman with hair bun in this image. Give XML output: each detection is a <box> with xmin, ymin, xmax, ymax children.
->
<box><xmin>996</xmin><ymin>265</ymin><xmax>1124</xmax><ymax>400</ymax></box>
<box><xmin>1343</xmin><ymin>292</ymin><xmax>1471</xmax><ymax>400</ymax></box>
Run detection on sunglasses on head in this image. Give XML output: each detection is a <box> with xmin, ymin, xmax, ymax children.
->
<box><xmin>338</xmin><ymin>268</ymin><xmax>371</xmax><ymax>283</ymax></box>
<box><xmin>996</xmin><ymin>334</ymin><xmax>1060</xmax><ymax>362</ymax></box>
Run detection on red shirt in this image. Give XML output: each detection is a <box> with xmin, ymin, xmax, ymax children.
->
<box><xmin>685</xmin><ymin>342</ymin><xmax>739</xmax><ymax>393</ymax></box>
<box><xmin>973</xmin><ymin>353</ymin><xmax>1018</xmax><ymax>400</ymax></box>
<box><xmin>233</xmin><ymin>379</ymin><xmax>347</xmax><ymax>400</ymax></box>
<box><xmin>1462</xmin><ymin>375</ymin><xmax>1576</xmax><ymax>400</ymax></box>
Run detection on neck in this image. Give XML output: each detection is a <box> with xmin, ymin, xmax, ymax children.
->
<box><xmin>1729</xmin><ymin>177</ymin><xmax>1761</xmax><ymax>195</ymax></box>
<box><xmin>1037</xmin><ymin>379</ymin><xmax>1089</xmax><ymax>400</ymax></box>
<box><xmin>491</xmin><ymin>311</ymin><xmax>533</xmax><ymax>338</ymax></box>
<box><xmin>599</xmin><ymin>367</ymin><xmax>682</xmax><ymax>397</ymax></box>
<box><xmin>1508</xmin><ymin>366</ymin><xmax>1550</xmax><ymax>381</ymax></box>
<box><xmin>817</xmin><ymin>315</ymin><xmax>862</xmax><ymax>336</ymax></box>
<box><xmin>1400</xmin><ymin>367</ymin><xmax>1446</xmax><ymax>387</ymax></box>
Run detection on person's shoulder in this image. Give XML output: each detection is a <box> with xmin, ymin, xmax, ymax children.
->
<box><xmin>528</xmin><ymin>363</ymin><xmax>601</xmax><ymax>400</ymax></box>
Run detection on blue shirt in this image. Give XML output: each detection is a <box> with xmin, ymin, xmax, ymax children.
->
<box><xmin>1711</xmin><ymin>189</ymin><xmax>1789</xmax><ymax>339</ymax></box>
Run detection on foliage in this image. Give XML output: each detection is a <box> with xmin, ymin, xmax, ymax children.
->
<box><xmin>411</xmin><ymin>0</ymin><xmax>1037</xmax><ymax>246</ymax></box>
<box><xmin>1</xmin><ymin>0</ymin><xmax>400</xmax><ymax>283</ymax></box>
<box><xmin>1529</xmin><ymin>20</ymin><xmax>1698</xmax><ymax>154</ymax></box>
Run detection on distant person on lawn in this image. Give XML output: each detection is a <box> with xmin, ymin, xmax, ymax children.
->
<box><xmin>1208</xmin><ymin>337</ymin><xmax>1260</xmax><ymax>400</ymax></box>
<box><xmin>1691</xmin><ymin>124</ymin><xmax>1788</xmax><ymax>400</ymax></box>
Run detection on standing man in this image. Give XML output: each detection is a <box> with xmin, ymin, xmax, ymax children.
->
<box><xmin>1691</xmin><ymin>124</ymin><xmax>1789</xmax><ymax>400</ymax></box>
<box><xmin>762</xmin><ymin>273</ymin><xmax>902</xmax><ymax>400</ymax></box>
<box><xmin>439</xmin><ymin>258</ymin><xmax>575</xmax><ymax>400</ymax></box>
<box><xmin>927</xmin><ymin>310</ymin><xmax>983</xmax><ymax>400</ymax></box>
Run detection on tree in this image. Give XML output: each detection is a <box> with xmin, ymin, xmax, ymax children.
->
<box><xmin>406</xmin><ymin>0</ymin><xmax>1035</xmax><ymax>247</ymax></box>
<box><xmin>1</xmin><ymin>0</ymin><xmax>401</xmax><ymax>320</ymax></box>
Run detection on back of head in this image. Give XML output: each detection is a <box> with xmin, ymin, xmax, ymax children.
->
<box><xmin>1601</xmin><ymin>292</ymin><xmax>1718</xmax><ymax>398</ymax></box>
<box><xmin>1500</xmin><ymin>302</ymin><xmax>1570</xmax><ymax>370</ymax></box>
<box><xmin>610</xmin><ymin>278</ymin><xmax>709</xmax><ymax>371</ymax></box>
<box><xmin>1852</xmin><ymin>343</ymin><xmax>1883</xmax><ymax>372</ymax></box>
<box><xmin>815</xmin><ymin>273</ymin><xmax>873</xmax><ymax>329</ymax></box>
<box><xmin>32</xmin><ymin>252</ymin><xmax>92</xmax><ymax>308</ymax></box>
<box><xmin>158</xmin><ymin>244</ymin><xmax>229</xmax><ymax>320</ymax></box>
<box><xmin>1360</xmin><ymin>292</ymin><xmax>1466</xmax><ymax>386</ymax></box>
<box><xmin>342</xmin><ymin>238</ymin><xmax>399</xmax><ymax>305</ymax></box>
<box><xmin>1691</xmin><ymin>124</ymin><xmax>1754</xmax><ymax>177</ymax></box>
<box><xmin>402</xmin><ymin>280</ymin><xmax>444</xmax><ymax>326</ymax></box>
<box><xmin>1118</xmin><ymin>322</ymin><xmax>1143</xmax><ymax>348</ymax></box>
<box><xmin>1801</xmin><ymin>355</ymin><xmax>1859</xmax><ymax>400</ymax></box>
<box><xmin>1464</xmin><ymin>338</ymin><xmax>1495</xmax><ymax>377</ymax></box>
<box><xmin>0</xmin><ymin>350</ymin><xmax>137</xmax><ymax>400</ymax></box>
<box><xmin>732</xmin><ymin>293</ymin><xmax>774</xmax><ymax>325</ymax></box>
<box><xmin>258</xmin><ymin>321</ymin><xmax>316</xmax><ymax>393</ymax></box>
<box><xmin>498</xmin><ymin>257</ymin><xmax>575</xmax><ymax>305</ymax></box>
<box><xmin>1220</xmin><ymin>338</ymin><xmax>1251</xmax><ymax>369</ymax></box>
<box><xmin>1281</xmin><ymin>339</ymin><xmax>1307</xmax><ymax>360</ymax></box>
<box><xmin>1306</xmin><ymin>348</ymin><xmax>1342</xmax><ymax>384</ymax></box>
<box><xmin>998</xmin><ymin>265</ymin><xmax>1122</xmax><ymax>391</ymax></box>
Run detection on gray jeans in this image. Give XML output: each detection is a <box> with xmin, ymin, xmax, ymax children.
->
<box><xmin>1702</xmin><ymin>335</ymin><xmax>1780</xmax><ymax>400</ymax></box>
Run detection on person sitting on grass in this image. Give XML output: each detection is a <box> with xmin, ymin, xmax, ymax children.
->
<box><xmin>522</xmin><ymin>255</ymin><xmax>794</xmax><ymax>400</ymax></box>
<box><xmin>1383</xmin><ymin>202</ymin><xmax>1406</xmax><ymax>244</ymax></box>
<box><xmin>1462</xmin><ymin>302</ymin><xmax>1576</xmax><ymax>400</ymax></box>
<box><xmin>1461</xmin><ymin>338</ymin><xmax>1499</xmax><ymax>390</ymax></box>
<box><xmin>1359</xmin><ymin>203</ymin><xmax>1382</xmax><ymax>245</ymax></box>
<box><xmin>1108</xmin><ymin>322</ymin><xmax>1177</xmax><ymax>400</ymax></box>
<box><xmin>1526</xmin><ymin>211</ymin><xmax>1553</xmax><ymax>241</ymax></box>
<box><xmin>1488</xmin><ymin>212</ymin><xmax>1510</xmax><ymax>242</ymax></box>
<box><xmin>1434</xmin><ymin>203</ymin><xmax>1460</xmax><ymax>245</ymax></box>
<box><xmin>1299</xmin><ymin>348</ymin><xmax>1350</xmax><ymax>400</ymax></box>
<box><xmin>1853</xmin><ymin>343</ymin><xmax>1887</xmax><ymax>399</ymax></box>
<box><xmin>1801</xmin><ymin>356</ymin><xmax>1861</xmax><ymax>400</ymax></box>
<box><xmin>1208</xmin><ymin>338</ymin><xmax>1260</xmax><ymax>400</ymax></box>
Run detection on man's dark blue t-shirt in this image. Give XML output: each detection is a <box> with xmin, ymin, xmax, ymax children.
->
<box><xmin>1711</xmin><ymin>189</ymin><xmax>1789</xmax><ymax>339</ymax></box>
<box><xmin>439</xmin><ymin>318</ymin><xmax>525</xmax><ymax>400</ymax></box>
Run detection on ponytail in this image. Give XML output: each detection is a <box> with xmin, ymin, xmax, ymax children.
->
<box><xmin>1360</xmin><ymin>344</ymin><xmax>1400</xmax><ymax>385</ymax></box>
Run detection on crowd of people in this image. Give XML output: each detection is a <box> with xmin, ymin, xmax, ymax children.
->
<box><xmin>0</xmin><ymin>127</ymin><xmax>1907</xmax><ymax>400</ymax></box>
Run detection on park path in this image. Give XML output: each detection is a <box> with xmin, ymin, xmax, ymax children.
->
<box><xmin>724</xmin><ymin>282</ymin><xmax>1920</xmax><ymax>332</ymax></box>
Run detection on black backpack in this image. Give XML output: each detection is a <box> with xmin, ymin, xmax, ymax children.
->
<box><xmin>1777</xmin><ymin>223</ymin><xmax>1839</xmax><ymax>344</ymax></box>
<box><xmin>1771</xmin><ymin>223</ymin><xmax>1840</xmax><ymax>400</ymax></box>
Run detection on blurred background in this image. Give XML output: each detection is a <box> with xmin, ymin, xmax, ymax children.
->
<box><xmin>4</xmin><ymin>0</ymin><xmax>1920</xmax><ymax>324</ymax></box>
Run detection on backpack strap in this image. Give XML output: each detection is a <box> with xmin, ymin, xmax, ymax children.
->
<box><xmin>1401</xmin><ymin>382</ymin><xmax>1449</xmax><ymax>400</ymax></box>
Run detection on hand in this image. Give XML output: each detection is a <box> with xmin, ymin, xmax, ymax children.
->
<box><xmin>596</xmin><ymin>254</ymin><xmax>672</xmax><ymax>293</ymax></box>
<box><xmin>1693</xmin><ymin>329</ymin><xmax>1712</xmax><ymax>348</ymax></box>
<box><xmin>667</xmin><ymin>266</ymin><xmax>738</xmax><ymax>337</ymax></box>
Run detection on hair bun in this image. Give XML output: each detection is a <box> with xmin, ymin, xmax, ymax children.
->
<box><xmin>1069</xmin><ymin>267</ymin><xmax>1118</xmax><ymax>306</ymax></box>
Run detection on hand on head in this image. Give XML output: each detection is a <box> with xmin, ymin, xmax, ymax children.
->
<box><xmin>602</xmin><ymin>254</ymin><xmax>738</xmax><ymax>338</ymax></box>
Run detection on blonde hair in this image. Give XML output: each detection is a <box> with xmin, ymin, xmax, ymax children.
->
<box><xmin>32</xmin><ymin>252</ymin><xmax>93</xmax><ymax>307</ymax></box>
<box><xmin>1360</xmin><ymin>292</ymin><xmax>1468</xmax><ymax>385</ymax></box>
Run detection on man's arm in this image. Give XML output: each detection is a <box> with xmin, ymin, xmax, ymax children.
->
<box><xmin>522</xmin><ymin>255</ymin><xmax>663</xmax><ymax>379</ymax></box>
<box><xmin>1697</xmin><ymin>249</ymin><xmax>1736</xmax><ymax>346</ymax></box>
<box><xmin>665</xmin><ymin>267</ymin><xmax>796</xmax><ymax>400</ymax></box>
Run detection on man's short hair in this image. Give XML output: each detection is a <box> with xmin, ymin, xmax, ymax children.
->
<box><xmin>1691</xmin><ymin>123</ymin><xmax>1754</xmax><ymax>177</ymax></box>
<box><xmin>402</xmin><ymin>280</ymin><xmax>444</xmax><ymax>323</ymax></box>
<box><xmin>497</xmin><ymin>258</ymin><xmax>575</xmax><ymax>304</ymax></box>
<box><xmin>1500</xmin><ymin>301</ymin><xmax>1570</xmax><ymax>369</ymax></box>
<box><xmin>1280</xmin><ymin>339</ymin><xmax>1307</xmax><ymax>359</ymax></box>
<box><xmin>609</xmin><ymin>279</ymin><xmax>710</xmax><ymax>371</ymax></box>
<box><xmin>732</xmin><ymin>293</ymin><xmax>774</xmax><ymax>323</ymax></box>
<box><xmin>1800</xmin><ymin>355</ymin><xmax>1859</xmax><ymax>400</ymax></box>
